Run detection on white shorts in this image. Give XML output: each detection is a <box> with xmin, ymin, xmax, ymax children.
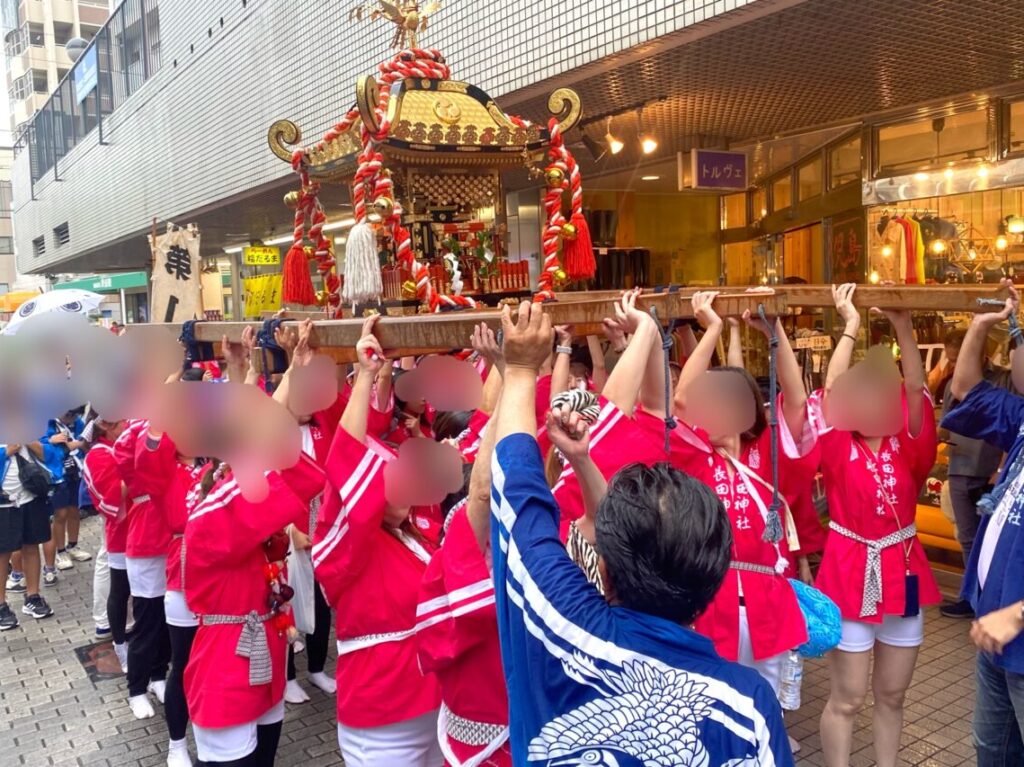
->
<box><xmin>337</xmin><ymin>709</ymin><xmax>442</xmax><ymax>767</ymax></box>
<box><xmin>125</xmin><ymin>555</ymin><xmax>167</xmax><ymax>598</ymax></box>
<box><xmin>107</xmin><ymin>552</ymin><xmax>127</xmax><ymax>570</ymax></box>
<box><xmin>737</xmin><ymin>606</ymin><xmax>786</xmax><ymax>696</ymax></box>
<box><xmin>164</xmin><ymin>589</ymin><xmax>197</xmax><ymax>628</ymax></box>
<box><xmin>838</xmin><ymin>613</ymin><xmax>925</xmax><ymax>653</ymax></box>
<box><xmin>193</xmin><ymin>699</ymin><xmax>284</xmax><ymax>762</ymax></box>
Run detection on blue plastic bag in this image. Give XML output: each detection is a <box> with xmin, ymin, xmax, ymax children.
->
<box><xmin>790</xmin><ymin>578</ymin><xmax>842</xmax><ymax>658</ymax></box>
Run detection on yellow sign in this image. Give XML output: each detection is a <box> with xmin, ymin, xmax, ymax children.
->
<box><xmin>242</xmin><ymin>273</ymin><xmax>283</xmax><ymax>318</ymax></box>
<box><xmin>243</xmin><ymin>246</ymin><xmax>281</xmax><ymax>266</ymax></box>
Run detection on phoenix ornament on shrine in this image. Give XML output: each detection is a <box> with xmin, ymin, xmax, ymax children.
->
<box><xmin>348</xmin><ymin>1</ymin><xmax>442</xmax><ymax>49</ymax></box>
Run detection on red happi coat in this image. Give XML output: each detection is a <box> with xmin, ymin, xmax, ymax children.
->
<box><xmin>113</xmin><ymin>420</ymin><xmax>172</xmax><ymax>559</ymax></box>
<box><xmin>417</xmin><ymin>507</ymin><xmax>510</xmax><ymax>767</ymax></box>
<box><xmin>312</xmin><ymin>427</ymin><xmax>442</xmax><ymax>729</ymax></box>
<box><xmin>809</xmin><ymin>390</ymin><xmax>941</xmax><ymax>621</ymax></box>
<box><xmin>133</xmin><ymin>432</ymin><xmax>208</xmax><ymax>592</ymax></box>
<box><xmin>552</xmin><ymin>397</ymin><xmax>682</xmax><ymax>542</ymax></box>
<box><xmin>676</xmin><ymin>420</ymin><xmax>813</xmax><ymax>662</ymax></box>
<box><xmin>183</xmin><ymin>455</ymin><xmax>325</xmax><ymax>728</ymax></box>
<box><xmin>456</xmin><ymin>409</ymin><xmax>491</xmax><ymax>464</ymax></box>
<box><xmin>83</xmin><ymin>439</ymin><xmax>128</xmax><ymax>555</ymax></box>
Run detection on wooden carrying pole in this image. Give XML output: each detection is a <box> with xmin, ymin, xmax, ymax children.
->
<box><xmin>131</xmin><ymin>292</ymin><xmax>787</xmax><ymax>357</ymax></box>
<box><xmin>128</xmin><ymin>284</ymin><xmax>1010</xmax><ymax>359</ymax></box>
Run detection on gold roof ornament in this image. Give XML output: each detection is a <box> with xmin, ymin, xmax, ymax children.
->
<box><xmin>349</xmin><ymin>1</ymin><xmax>441</xmax><ymax>50</ymax></box>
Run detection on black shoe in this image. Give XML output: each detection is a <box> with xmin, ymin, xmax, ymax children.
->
<box><xmin>0</xmin><ymin>602</ymin><xmax>19</xmax><ymax>630</ymax></box>
<box><xmin>940</xmin><ymin>599</ymin><xmax>975</xmax><ymax>619</ymax></box>
<box><xmin>22</xmin><ymin>594</ymin><xmax>53</xmax><ymax>619</ymax></box>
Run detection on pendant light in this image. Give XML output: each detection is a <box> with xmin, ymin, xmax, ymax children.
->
<box><xmin>604</xmin><ymin>117</ymin><xmax>624</xmax><ymax>156</ymax></box>
<box><xmin>638</xmin><ymin>106</ymin><xmax>657</xmax><ymax>155</ymax></box>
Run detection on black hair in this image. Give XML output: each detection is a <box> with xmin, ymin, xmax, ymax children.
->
<box><xmin>432</xmin><ymin>410</ymin><xmax>473</xmax><ymax>442</ymax></box>
<box><xmin>440</xmin><ymin>462</ymin><xmax>474</xmax><ymax>521</ymax></box>
<box><xmin>595</xmin><ymin>462</ymin><xmax>731</xmax><ymax>625</ymax></box>
<box><xmin>708</xmin><ymin>365</ymin><xmax>768</xmax><ymax>443</ymax></box>
<box><xmin>180</xmin><ymin>368</ymin><xmax>205</xmax><ymax>382</ymax></box>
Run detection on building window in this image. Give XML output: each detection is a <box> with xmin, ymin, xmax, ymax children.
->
<box><xmin>0</xmin><ymin>181</ymin><xmax>11</xmax><ymax>215</ymax></box>
<box><xmin>32</xmin><ymin>69</ymin><xmax>48</xmax><ymax>94</ymax></box>
<box><xmin>4</xmin><ymin>26</ymin><xmax>27</xmax><ymax>59</ymax></box>
<box><xmin>877</xmin><ymin>109</ymin><xmax>988</xmax><ymax>174</ymax></box>
<box><xmin>771</xmin><ymin>172</ymin><xmax>792</xmax><ymax>212</ymax></box>
<box><xmin>0</xmin><ymin>237</ymin><xmax>12</xmax><ymax>256</ymax></box>
<box><xmin>829</xmin><ymin>135</ymin><xmax>861</xmax><ymax>189</ymax></box>
<box><xmin>27</xmin><ymin>22</ymin><xmax>45</xmax><ymax>47</ymax></box>
<box><xmin>752</xmin><ymin>187</ymin><xmax>767</xmax><ymax>220</ymax></box>
<box><xmin>1008</xmin><ymin>100</ymin><xmax>1024</xmax><ymax>156</ymax></box>
<box><xmin>57</xmin><ymin>68</ymin><xmax>69</xmax><ymax>83</ymax></box>
<box><xmin>53</xmin><ymin>22</ymin><xmax>73</xmax><ymax>47</ymax></box>
<box><xmin>53</xmin><ymin>222</ymin><xmax>70</xmax><ymax>247</ymax></box>
<box><xmin>80</xmin><ymin>25</ymin><xmax>101</xmax><ymax>41</ymax></box>
<box><xmin>722</xmin><ymin>192</ymin><xmax>747</xmax><ymax>229</ymax></box>
<box><xmin>31</xmin><ymin>235</ymin><xmax>45</xmax><ymax>257</ymax></box>
<box><xmin>10</xmin><ymin>72</ymin><xmax>31</xmax><ymax>101</ymax></box>
<box><xmin>797</xmin><ymin>157</ymin><xmax>823</xmax><ymax>201</ymax></box>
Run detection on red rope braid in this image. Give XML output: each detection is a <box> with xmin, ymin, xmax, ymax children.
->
<box><xmin>287</xmin><ymin>152</ymin><xmax>340</xmax><ymax>311</ymax></box>
<box><xmin>535</xmin><ymin>119</ymin><xmax>568</xmax><ymax>302</ymax></box>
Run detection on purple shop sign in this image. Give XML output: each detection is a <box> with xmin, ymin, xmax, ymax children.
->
<box><xmin>691</xmin><ymin>149</ymin><xmax>748</xmax><ymax>190</ymax></box>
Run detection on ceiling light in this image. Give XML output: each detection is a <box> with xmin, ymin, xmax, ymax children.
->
<box><xmin>881</xmin><ymin>245</ymin><xmax>893</xmax><ymax>258</ymax></box>
<box><xmin>996</xmin><ymin>235</ymin><xmax>1009</xmax><ymax>251</ymax></box>
<box><xmin>943</xmin><ymin>167</ymin><xmax>954</xmax><ymax>179</ymax></box>
<box><xmin>869</xmin><ymin>270</ymin><xmax>880</xmax><ymax>284</ymax></box>
<box><xmin>1007</xmin><ymin>215</ymin><xmax>1024</xmax><ymax>234</ymax></box>
<box><xmin>263</xmin><ymin>234</ymin><xmax>295</xmax><ymax>246</ymax></box>
<box><xmin>931</xmin><ymin>239</ymin><xmax>947</xmax><ymax>254</ymax></box>
<box><xmin>914</xmin><ymin>172</ymin><xmax>929</xmax><ymax>181</ymax></box>
<box><xmin>641</xmin><ymin>175</ymin><xmax>660</xmax><ymax>181</ymax></box>
<box><xmin>223</xmin><ymin>246</ymin><xmax>242</xmax><ymax>254</ymax></box>
<box><xmin>604</xmin><ymin>117</ymin><xmax>623</xmax><ymax>155</ymax></box>
<box><xmin>637</xmin><ymin>107</ymin><xmax>657</xmax><ymax>155</ymax></box>
<box><xmin>323</xmin><ymin>217</ymin><xmax>357</xmax><ymax>232</ymax></box>
<box><xmin>977</xmin><ymin>165</ymin><xmax>990</xmax><ymax>179</ymax></box>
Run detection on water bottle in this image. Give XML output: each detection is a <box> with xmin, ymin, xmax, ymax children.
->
<box><xmin>778</xmin><ymin>650</ymin><xmax>803</xmax><ymax>711</ymax></box>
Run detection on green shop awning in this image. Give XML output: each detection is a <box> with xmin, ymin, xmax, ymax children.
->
<box><xmin>53</xmin><ymin>272</ymin><xmax>148</xmax><ymax>293</ymax></box>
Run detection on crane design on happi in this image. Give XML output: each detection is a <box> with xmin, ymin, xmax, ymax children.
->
<box><xmin>348</xmin><ymin>1</ymin><xmax>442</xmax><ymax>49</ymax></box>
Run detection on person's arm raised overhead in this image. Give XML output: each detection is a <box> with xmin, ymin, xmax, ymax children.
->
<box><xmin>952</xmin><ymin>279</ymin><xmax>1019</xmax><ymax>401</ymax></box>
<box><xmin>587</xmin><ymin>335</ymin><xmax>608</xmax><ymax>393</ymax></box>
<box><xmin>727</xmin><ymin>317</ymin><xmax>745</xmax><ymax>368</ymax></box>
<box><xmin>339</xmin><ymin>316</ymin><xmax>385</xmax><ymax>444</ymax></box>
<box><xmin>884</xmin><ymin>305</ymin><xmax>926</xmax><ymax>437</ymax></box>
<box><xmin>743</xmin><ymin>308</ymin><xmax>808</xmax><ymax>440</ymax></box>
<box><xmin>824</xmin><ymin>283</ymin><xmax>860</xmax><ymax>398</ymax></box>
<box><xmin>546</xmin><ymin>408</ymin><xmax>604</xmax><ymax>545</ymax></box>
<box><xmin>673</xmin><ymin>291</ymin><xmax>723</xmax><ymax>419</ymax></box>
<box><xmin>550</xmin><ymin>325</ymin><xmax>574</xmax><ymax>398</ymax></box>
<box><xmin>602</xmin><ymin>290</ymin><xmax>659</xmax><ymax>415</ymax></box>
<box><xmin>471</xmin><ymin>322</ymin><xmax>504</xmax><ymax>415</ymax></box>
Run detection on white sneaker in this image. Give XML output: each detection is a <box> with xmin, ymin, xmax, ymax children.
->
<box><xmin>129</xmin><ymin>694</ymin><xmax>155</xmax><ymax>719</ymax></box>
<box><xmin>55</xmin><ymin>551</ymin><xmax>73</xmax><ymax>571</ymax></box>
<box><xmin>67</xmin><ymin>547</ymin><xmax>92</xmax><ymax>562</ymax></box>
<box><xmin>284</xmin><ymin>678</ymin><xmax>310</xmax><ymax>704</ymax></box>
<box><xmin>788</xmin><ymin>735</ymin><xmax>801</xmax><ymax>754</ymax></box>
<box><xmin>43</xmin><ymin>568</ymin><xmax>58</xmax><ymax>586</ymax></box>
<box><xmin>167</xmin><ymin>738</ymin><xmax>193</xmax><ymax>767</ymax></box>
<box><xmin>5</xmin><ymin>572</ymin><xmax>26</xmax><ymax>591</ymax></box>
<box><xmin>148</xmin><ymin>680</ymin><xmax>167</xmax><ymax>704</ymax></box>
<box><xmin>308</xmin><ymin>671</ymin><xmax>337</xmax><ymax>695</ymax></box>
<box><xmin>113</xmin><ymin>642</ymin><xmax>129</xmax><ymax>674</ymax></box>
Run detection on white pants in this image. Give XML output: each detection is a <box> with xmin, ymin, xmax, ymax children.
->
<box><xmin>92</xmin><ymin>541</ymin><xmax>109</xmax><ymax>630</ymax></box>
<box><xmin>337</xmin><ymin>709</ymin><xmax>443</xmax><ymax>767</ymax></box>
<box><xmin>737</xmin><ymin>606</ymin><xmax>787</xmax><ymax>696</ymax></box>
<box><xmin>838</xmin><ymin>613</ymin><xmax>924</xmax><ymax>653</ymax></box>
<box><xmin>194</xmin><ymin>699</ymin><xmax>284</xmax><ymax>763</ymax></box>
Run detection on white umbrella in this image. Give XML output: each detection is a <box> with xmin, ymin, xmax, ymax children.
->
<box><xmin>2</xmin><ymin>289</ymin><xmax>104</xmax><ymax>335</ymax></box>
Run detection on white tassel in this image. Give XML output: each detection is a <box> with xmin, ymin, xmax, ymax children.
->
<box><xmin>342</xmin><ymin>222</ymin><xmax>382</xmax><ymax>305</ymax></box>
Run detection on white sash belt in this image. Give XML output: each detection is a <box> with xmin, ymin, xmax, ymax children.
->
<box><xmin>336</xmin><ymin>628</ymin><xmax>416</xmax><ymax>656</ymax></box>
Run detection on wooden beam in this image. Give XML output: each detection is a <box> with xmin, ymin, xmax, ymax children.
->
<box><xmin>129</xmin><ymin>292</ymin><xmax>789</xmax><ymax>354</ymax></box>
<box><xmin>768</xmin><ymin>284</ymin><xmax>1010</xmax><ymax>312</ymax></box>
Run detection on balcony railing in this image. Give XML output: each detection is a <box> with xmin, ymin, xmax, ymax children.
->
<box><xmin>13</xmin><ymin>0</ymin><xmax>161</xmax><ymax>191</ymax></box>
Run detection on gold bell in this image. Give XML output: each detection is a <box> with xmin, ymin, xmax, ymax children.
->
<box><xmin>303</xmin><ymin>245</ymin><xmax>315</xmax><ymax>259</ymax></box>
<box><xmin>554</xmin><ymin>268</ymin><xmax>568</xmax><ymax>285</ymax></box>
<box><xmin>314</xmin><ymin>290</ymin><xmax>329</xmax><ymax>307</ymax></box>
<box><xmin>545</xmin><ymin>167</ymin><xmax>565</xmax><ymax>188</ymax></box>
<box><xmin>373</xmin><ymin>196</ymin><xmax>395</xmax><ymax>220</ymax></box>
<box><xmin>283</xmin><ymin>190</ymin><xmax>301</xmax><ymax>210</ymax></box>
<box><xmin>401</xmin><ymin>280</ymin><xmax>418</xmax><ymax>298</ymax></box>
<box><xmin>560</xmin><ymin>222</ymin><xmax>577</xmax><ymax>241</ymax></box>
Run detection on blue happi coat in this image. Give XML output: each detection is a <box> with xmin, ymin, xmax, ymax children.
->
<box><xmin>943</xmin><ymin>380</ymin><xmax>1024</xmax><ymax>674</ymax></box>
<box><xmin>490</xmin><ymin>432</ymin><xmax>793</xmax><ymax>767</ymax></box>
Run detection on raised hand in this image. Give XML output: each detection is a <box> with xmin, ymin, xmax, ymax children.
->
<box><xmin>545</xmin><ymin>407</ymin><xmax>590</xmax><ymax>462</ymax></box>
<box><xmin>832</xmin><ymin>283</ymin><xmax>859</xmax><ymax>326</ymax></box>
<box><xmin>500</xmin><ymin>302</ymin><xmax>553</xmax><ymax>373</ymax></box>
<box><xmin>291</xmin><ymin>319</ymin><xmax>316</xmax><ymax>369</ymax></box>
<box><xmin>355</xmin><ymin>315</ymin><xmax>385</xmax><ymax>374</ymax></box>
<box><xmin>691</xmin><ymin>291</ymin><xmax>722</xmax><ymax>330</ymax></box>
<box><xmin>614</xmin><ymin>289</ymin><xmax>649</xmax><ymax>335</ymax></box>
<box><xmin>471</xmin><ymin>322</ymin><xmax>504</xmax><ymax>374</ymax></box>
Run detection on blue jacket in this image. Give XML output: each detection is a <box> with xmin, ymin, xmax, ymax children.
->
<box><xmin>943</xmin><ymin>380</ymin><xmax>1024</xmax><ymax>674</ymax></box>
<box><xmin>40</xmin><ymin>417</ymin><xmax>85</xmax><ymax>485</ymax></box>
<box><xmin>0</xmin><ymin>444</ymin><xmax>55</xmax><ymax>493</ymax></box>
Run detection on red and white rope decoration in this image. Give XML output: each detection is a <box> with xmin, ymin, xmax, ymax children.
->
<box><xmin>536</xmin><ymin>119</ymin><xmax>569</xmax><ymax>302</ymax></box>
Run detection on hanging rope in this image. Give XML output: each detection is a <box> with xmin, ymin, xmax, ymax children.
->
<box><xmin>649</xmin><ymin>306</ymin><xmax>678</xmax><ymax>454</ymax></box>
<box><xmin>976</xmin><ymin>297</ymin><xmax>1023</xmax><ymax>347</ymax></box>
<box><xmin>758</xmin><ymin>303</ymin><xmax>784</xmax><ymax>544</ymax></box>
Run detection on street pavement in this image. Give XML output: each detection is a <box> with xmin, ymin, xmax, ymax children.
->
<box><xmin>0</xmin><ymin>515</ymin><xmax>978</xmax><ymax>766</ymax></box>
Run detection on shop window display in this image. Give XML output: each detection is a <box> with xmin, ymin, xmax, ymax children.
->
<box><xmin>772</xmin><ymin>172</ymin><xmax>792</xmax><ymax>211</ymax></box>
<box><xmin>797</xmin><ymin>157</ymin><xmax>822</xmax><ymax>201</ymax></box>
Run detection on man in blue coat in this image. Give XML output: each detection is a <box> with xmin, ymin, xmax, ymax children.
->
<box><xmin>942</xmin><ymin>280</ymin><xmax>1024</xmax><ymax>766</ymax></box>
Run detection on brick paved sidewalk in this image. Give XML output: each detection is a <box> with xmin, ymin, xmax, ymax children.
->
<box><xmin>0</xmin><ymin>515</ymin><xmax>978</xmax><ymax>766</ymax></box>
